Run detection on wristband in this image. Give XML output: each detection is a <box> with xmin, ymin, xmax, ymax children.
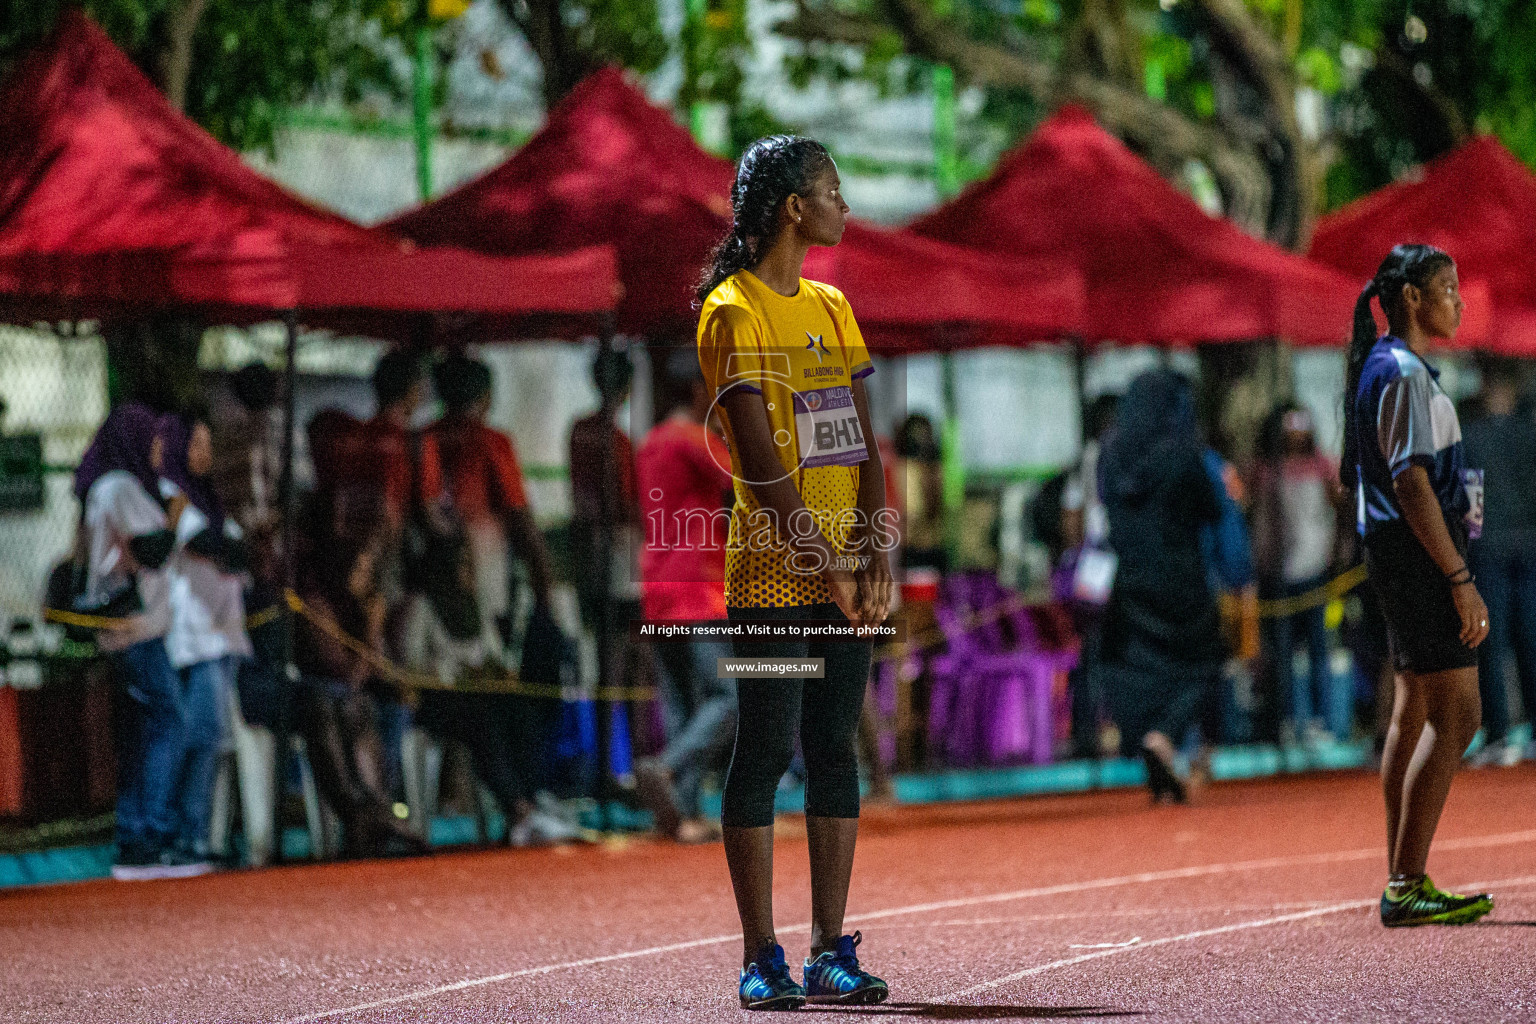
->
<box><xmin>1445</xmin><ymin>566</ymin><xmax>1474</xmax><ymax>586</ymax></box>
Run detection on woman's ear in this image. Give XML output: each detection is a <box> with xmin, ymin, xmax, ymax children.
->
<box><xmin>1401</xmin><ymin>281</ymin><xmax>1422</xmax><ymax>311</ymax></box>
<box><xmin>784</xmin><ymin>193</ymin><xmax>804</xmax><ymax>228</ymax></box>
<box><xmin>149</xmin><ymin>436</ymin><xmax>164</xmax><ymax>473</ymax></box>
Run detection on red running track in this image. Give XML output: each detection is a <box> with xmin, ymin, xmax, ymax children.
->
<box><xmin>4</xmin><ymin>768</ymin><xmax>1535</xmax><ymax>1023</ymax></box>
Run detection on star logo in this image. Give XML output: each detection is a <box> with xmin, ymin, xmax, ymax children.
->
<box><xmin>805</xmin><ymin>332</ymin><xmax>829</xmax><ymax>362</ymax></box>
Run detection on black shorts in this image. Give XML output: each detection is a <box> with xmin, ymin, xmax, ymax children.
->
<box><xmin>1364</xmin><ymin>519</ymin><xmax>1477</xmax><ymax>675</ymax></box>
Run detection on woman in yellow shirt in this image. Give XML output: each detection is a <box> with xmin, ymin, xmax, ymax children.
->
<box><xmin>696</xmin><ymin>135</ymin><xmax>894</xmax><ymax>1009</ymax></box>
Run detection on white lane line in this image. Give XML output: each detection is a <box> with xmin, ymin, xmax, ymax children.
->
<box><xmin>280</xmin><ymin>829</ymin><xmax>1536</xmax><ymax>1023</ymax></box>
<box><xmin>937</xmin><ymin>872</ymin><xmax>1536</xmax><ymax>1003</ymax></box>
<box><xmin>281</xmin><ymin>932</ymin><xmax>740</xmax><ymax>1023</ymax></box>
<box><xmin>938</xmin><ymin>899</ymin><xmax>1375</xmax><ymax>1000</ymax></box>
<box><xmin>836</xmin><ymin>828</ymin><xmax>1536</xmax><ymax>928</ymax></box>
<box><xmin>867</xmin><ymin>903</ymin><xmax>1347</xmax><ymax>928</ymax></box>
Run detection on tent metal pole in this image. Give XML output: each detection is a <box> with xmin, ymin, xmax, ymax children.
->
<box><xmin>1072</xmin><ymin>335</ymin><xmax>1089</xmax><ymax>451</ymax></box>
<box><xmin>939</xmin><ymin>347</ymin><xmax>963</xmax><ymax>568</ymax></box>
<box><xmin>594</xmin><ymin>316</ymin><xmax>619</xmax><ymax>829</ymax></box>
<box><xmin>411</xmin><ymin>25</ymin><xmax>434</xmax><ymax>201</ymax></box>
<box><xmin>274</xmin><ymin>310</ymin><xmax>300</xmax><ymax>864</ymax></box>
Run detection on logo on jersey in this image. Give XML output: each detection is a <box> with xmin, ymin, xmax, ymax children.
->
<box><xmin>805</xmin><ymin>331</ymin><xmax>829</xmax><ymax>362</ymax></box>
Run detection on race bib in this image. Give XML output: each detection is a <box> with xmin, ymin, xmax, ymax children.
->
<box><xmin>1463</xmin><ymin>468</ymin><xmax>1484</xmax><ymax>540</ymax></box>
<box><xmin>793</xmin><ymin>386</ymin><xmax>868</xmax><ymax>468</ymax></box>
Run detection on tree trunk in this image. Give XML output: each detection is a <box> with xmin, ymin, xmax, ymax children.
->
<box><xmin>1189</xmin><ymin>0</ymin><xmax>1317</xmax><ymax>248</ymax></box>
<box><xmin>155</xmin><ymin>0</ymin><xmax>211</xmax><ymax>113</ymax></box>
<box><xmin>499</xmin><ymin>0</ymin><xmax>593</xmax><ymax>108</ymax></box>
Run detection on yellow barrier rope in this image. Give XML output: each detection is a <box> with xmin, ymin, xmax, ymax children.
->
<box><xmin>876</xmin><ymin>564</ymin><xmax>1371</xmax><ymax>662</ymax></box>
<box><xmin>44</xmin><ymin>593</ymin><xmax>655</xmax><ymax>702</ymax></box>
<box><xmin>42</xmin><ymin>565</ymin><xmax>1371</xmax><ymax>692</ymax></box>
<box><xmin>1254</xmin><ymin>564</ymin><xmax>1369</xmax><ymax>619</ymax></box>
<box><xmin>280</xmin><ymin>590</ymin><xmax>656</xmax><ymax>702</ymax></box>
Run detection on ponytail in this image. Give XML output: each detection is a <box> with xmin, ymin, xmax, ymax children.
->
<box><xmin>1340</xmin><ymin>281</ymin><xmax>1379</xmax><ymax>490</ymax></box>
<box><xmin>1338</xmin><ymin>242</ymin><xmax>1455</xmax><ymax>491</ymax></box>
<box><xmin>696</xmin><ymin>135</ymin><xmax>832</xmax><ymax>304</ymax></box>
<box><xmin>697</xmin><ymin>233</ymin><xmax>757</xmax><ymax>306</ymax></box>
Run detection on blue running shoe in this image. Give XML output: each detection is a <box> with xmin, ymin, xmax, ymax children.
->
<box><xmin>739</xmin><ymin>943</ymin><xmax>807</xmax><ymax>1011</ymax></box>
<box><xmin>803</xmin><ymin>931</ymin><xmax>889</xmax><ymax>1005</ymax></box>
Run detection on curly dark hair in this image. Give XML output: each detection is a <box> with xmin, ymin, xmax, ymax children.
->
<box><xmin>696</xmin><ymin>134</ymin><xmax>833</xmax><ymax>304</ymax></box>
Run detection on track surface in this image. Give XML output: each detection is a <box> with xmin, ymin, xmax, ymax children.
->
<box><xmin>4</xmin><ymin>768</ymin><xmax>1535</xmax><ymax>1023</ymax></box>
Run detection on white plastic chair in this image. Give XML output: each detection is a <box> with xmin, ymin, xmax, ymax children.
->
<box><xmin>209</xmin><ymin>683</ymin><xmax>332</xmax><ymax>865</ymax></box>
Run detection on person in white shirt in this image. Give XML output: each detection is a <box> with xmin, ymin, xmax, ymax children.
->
<box><xmin>158</xmin><ymin>410</ymin><xmax>253</xmax><ymax>859</ymax></box>
<box><xmin>73</xmin><ymin>403</ymin><xmax>208</xmax><ymax>880</ymax></box>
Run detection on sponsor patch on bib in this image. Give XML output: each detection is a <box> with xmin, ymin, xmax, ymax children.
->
<box><xmin>792</xmin><ymin>386</ymin><xmax>867</xmax><ymax>468</ymax></box>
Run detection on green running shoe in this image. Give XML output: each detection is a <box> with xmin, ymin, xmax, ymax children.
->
<box><xmin>1380</xmin><ymin>876</ymin><xmax>1493</xmax><ymax>927</ymax></box>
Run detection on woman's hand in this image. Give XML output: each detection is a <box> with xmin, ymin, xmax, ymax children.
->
<box><xmin>1452</xmin><ymin>582</ymin><xmax>1490</xmax><ymax>648</ymax></box>
<box><xmin>854</xmin><ymin>548</ymin><xmax>894</xmax><ymax>628</ymax></box>
<box><xmin>824</xmin><ymin>563</ymin><xmax>863</xmax><ymax>626</ymax></box>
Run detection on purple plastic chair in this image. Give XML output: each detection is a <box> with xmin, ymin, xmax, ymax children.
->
<box><xmin>926</xmin><ymin>572</ymin><xmax>1078</xmax><ymax>766</ymax></box>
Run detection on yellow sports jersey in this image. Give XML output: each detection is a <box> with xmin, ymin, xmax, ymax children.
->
<box><xmin>697</xmin><ymin>270</ymin><xmax>875</xmax><ymax>608</ymax></box>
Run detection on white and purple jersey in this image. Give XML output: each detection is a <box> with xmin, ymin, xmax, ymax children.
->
<box><xmin>1352</xmin><ymin>335</ymin><xmax>1468</xmax><ymax>537</ymax></box>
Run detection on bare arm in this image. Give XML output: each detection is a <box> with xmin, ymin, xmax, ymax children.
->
<box><xmin>849</xmin><ymin>377</ymin><xmax>893</xmax><ymax>626</ymax></box>
<box><xmin>1393</xmin><ymin>465</ymin><xmax>1487</xmax><ymax>647</ymax></box>
<box><xmin>504</xmin><ymin>506</ymin><xmax>554</xmax><ymax>606</ymax></box>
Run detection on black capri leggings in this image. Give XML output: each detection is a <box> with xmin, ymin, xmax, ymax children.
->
<box><xmin>721</xmin><ymin>603</ymin><xmax>873</xmax><ymax>828</ymax></box>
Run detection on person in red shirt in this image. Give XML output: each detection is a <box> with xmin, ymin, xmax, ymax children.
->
<box><xmin>632</xmin><ymin>352</ymin><xmax>736</xmax><ymax>843</ymax></box>
<box><xmin>423</xmin><ymin>355</ymin><xmax>554</xmax><ymax>661</ymax></box>
<box><xmin>567</xmin><ymin>345</ymin><xmax>642</xmax><ymax>661</ymax></box>
<box><xmin>568</xmin><ymin>346</ymin><xmax>640</xmax><ymax>605</ymax></box>
<box><xmin>360</xmin><ymin>349</ymin><xmax>441</xmax><ymax>535</ymax></box>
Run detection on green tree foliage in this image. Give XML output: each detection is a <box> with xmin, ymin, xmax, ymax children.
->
<box><xmin>491</xmin><ymin>0</ymin><xmax>669</xmax><ymax>108</ymax></box>
<box><xmin>0</xmin><ymin>0</ymin><xmax>403</xmax><ymax>152</ymax></box>
<box><xmin>1309</xmin><ymin>0</ymin><xmax>1536</xmax><ymax>206</ymax></box>
<box><xmin>779</xmin><ymin>0</ymin><xmax>1536</xmax><ymax>240</ymax></box>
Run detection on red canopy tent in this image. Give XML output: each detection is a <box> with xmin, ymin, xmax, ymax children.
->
<box><xmin>803</xmin><ymin>222</ymin><xmax>1081</xmax><ymax>352</ymax></box>
<box><xmin>0</xmin><ymin>11</ymin><xmax>619</xmax><ymax>332</ymax></box>
<box><xmin>387</xmin><ymin>67</ymin><xmax>1083</xmax><ymax>346</ymax></box>
<box><xmin>1310</xmin><ymin>136</ymin><xmax>1527</xmax><ymax>355</ymax></box>
<box><xmin>911</xmin><ymin>105</ymin><xmax>1361</xmax><ymax>347</ymax></box>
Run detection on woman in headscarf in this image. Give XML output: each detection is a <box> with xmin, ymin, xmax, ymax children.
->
<box><xmin>75</xmin><ymin>403</ymin><xmax>206</xmax><ymax>879</ymax></box>
<box><xmin>1097</xmin><ymin>369</ymin><xmax>1224</xmax><ymax>802</ymax></box>
<box><xmin>157</xmin><ymin>410</ymin><xmax>253</xmax><ymax>860</ymax></box>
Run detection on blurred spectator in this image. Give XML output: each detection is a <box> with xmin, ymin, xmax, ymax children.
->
<box><xmin>309</xmin><ymin>351</ymin><xmax>443</xmax><ymax>565</ymax></box>
<box><xmin>1196</xmin><ymin>445</ymin><xmax>1257</xmax><ymax>775</ymax></box>
<box><xmin>1253</xmin><ymin>405</ymin><xmax>1347</xmax><ymax>743</ymax></box>
<box><xmin>1462</xmin><ymin>371</ymin><xmax>1536</xmax><ymax>766</ymax></box>
<box><xmin>158</xmin><ymin>410</ymin><xmax>252</xmax><ymax>860</ymax></box>
<box><xmin>1054</xmin><ymin>395</ymin><xmax>1118</xmax><ymax>759</ymax></box>
<box><xmin>894</xmin><ymin>414</ymin><xmax>946</xmax><ymax>572</ymax></box>
<box><xmin>568</xmin><ymin>345</ymin><xmax>641</xmax><ymax>796</ymax></box>
<box><xmin>1098</xmin><ymin>370</ymin><xmax>1223</xmax><ymax>803</ymax></box>
<box><xmin>363</xmin><ymin>349</ymin><xmax>438</xmax><ymax>536</ymax></box>
<box><xmin>569</xmin><ymin>345</ymin><xmax>641</xmax><ymax>623</ymax></box>
<box><xmin>632</xmin><ymin>351</ymin><xmax>735</xmax><ymax>843</ymax></box>
<box><xmin>211</xmin><ymin>362</ymin><xmax>281</xmax><ymax>543</ymax></box>
<box><xmin>75</xmin><ymin>403</ymin><xmax>207</xmax><ymax>879</ymax></box>
<box><xmin>292</xmin><ymin>517</ymin><xmax>427</xmax><ymax>859</ymax></box>
<box><xmin>422</xmin><ymin>354</ymin><xmax>554</xmax><ymax>662</ymax></box>
<box><xmin>393</xmin><ymin>532</ymin><xmax>581</xmax><ymax>846</ymax></box>
<box><xmin>1060</xmin><ymin>396</ymin><xmax>1118</xmax><ymax>555</ymax></box>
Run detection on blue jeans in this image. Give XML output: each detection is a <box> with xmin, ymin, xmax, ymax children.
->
<box><xmin>1267</xmin><ymin>575</ymin><xmax>1348</xmax><ymax>738</ymax></box>
<box><xmin>114</xmin><ymin>637</ymin><xmax>188</xmax><ymax>851</ymax></box>
<box><xmin>178</xmin><ymin>657</ymin><xmax>238</xmax><ymax>856</ymax></box>
<box><xmin>652</xmin><ymin>638</ymin><xmax>736</xmax><ymax>817</ymax></box>
<box><xmin>1469</xmin><ymin>546</ymin><xmax>1536</xmax><ymax>742</ymax></box>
